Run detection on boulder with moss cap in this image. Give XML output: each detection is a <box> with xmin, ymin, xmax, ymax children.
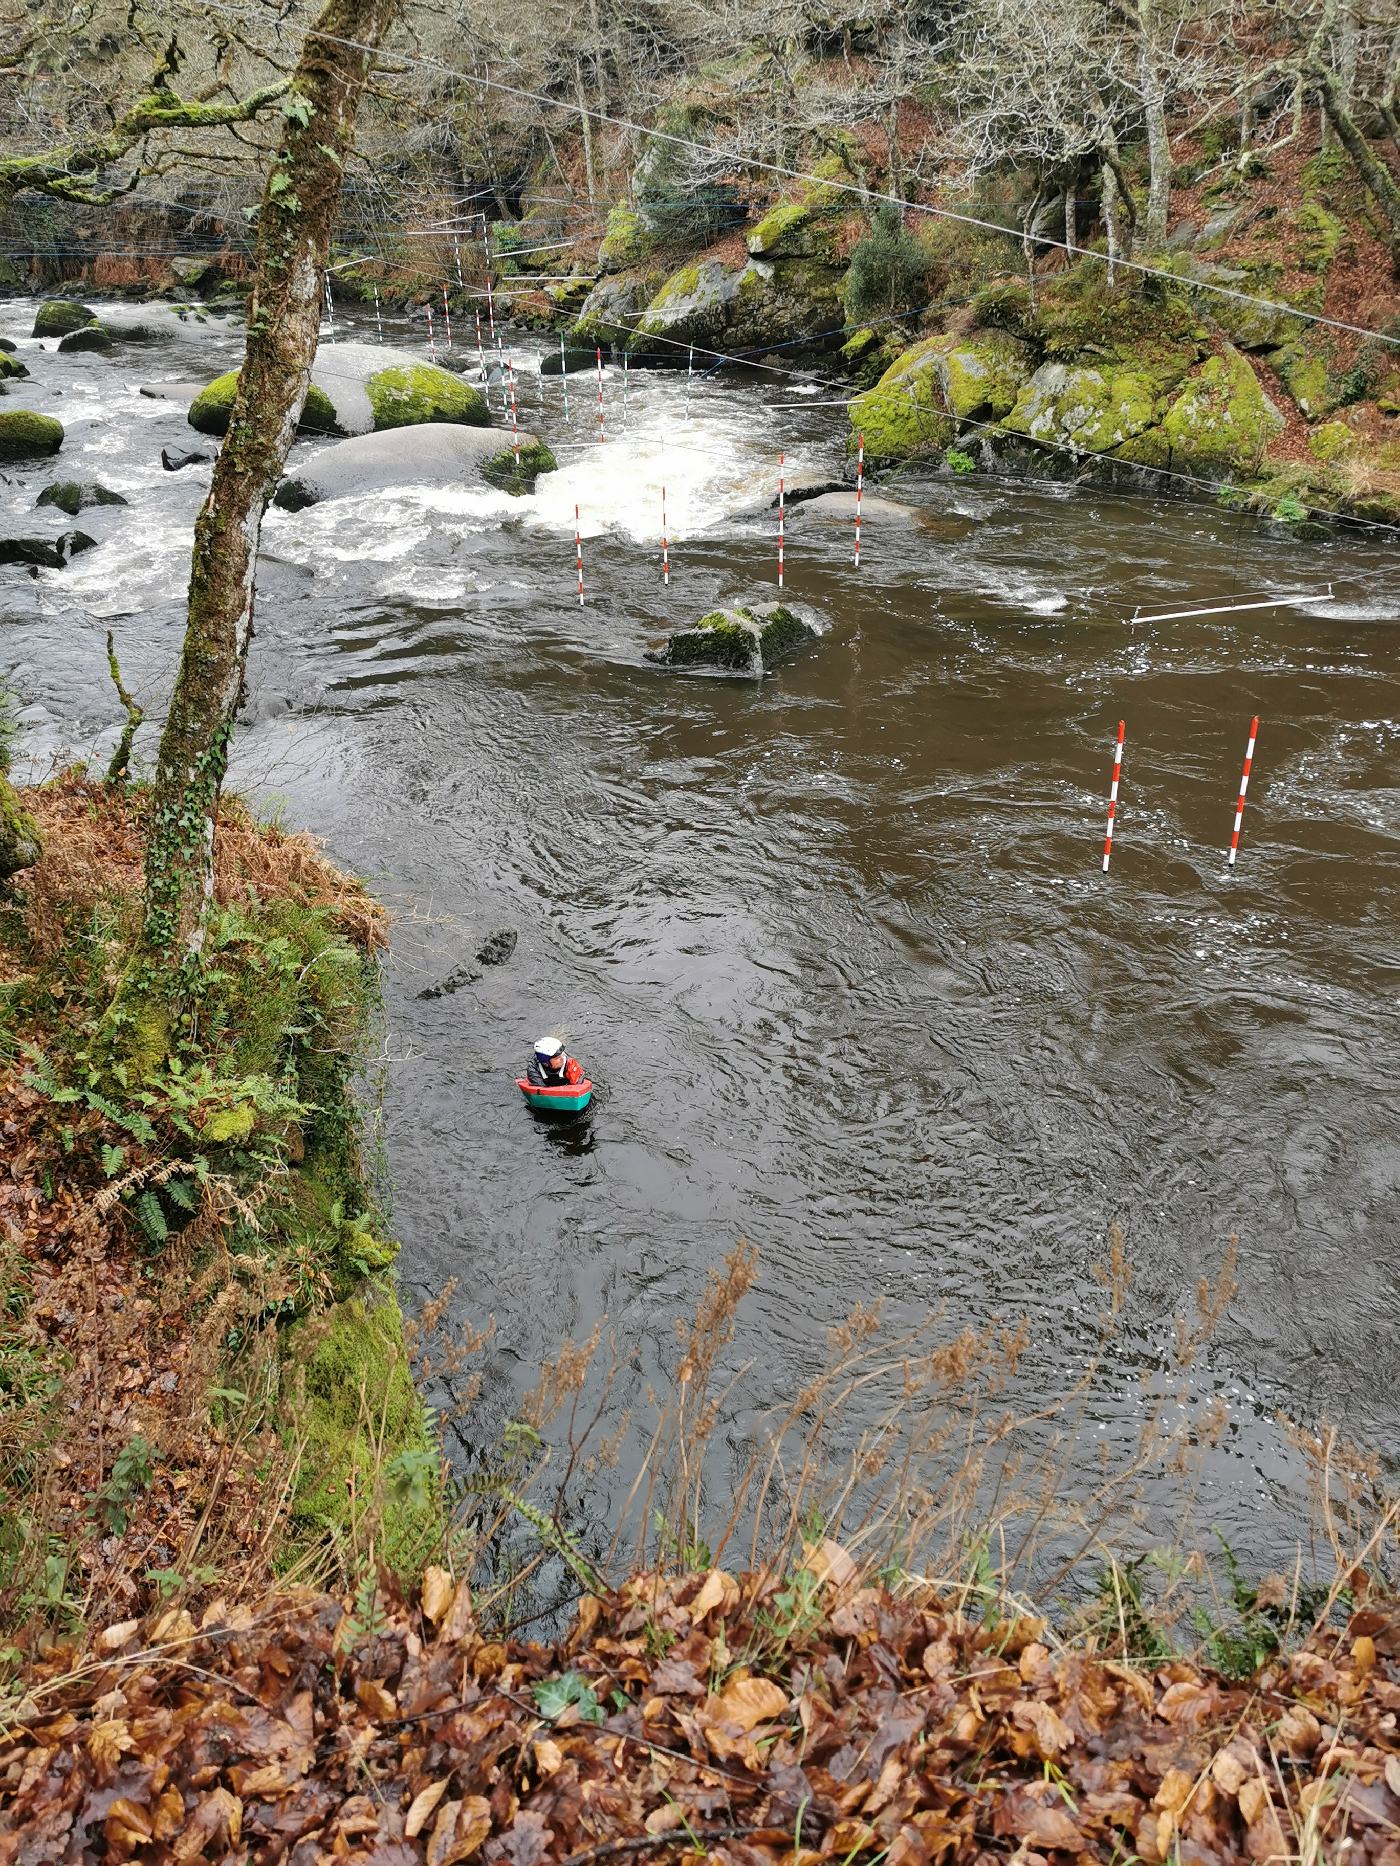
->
<box><xmin>0</xmin><ymin>411</ymin><xmax>63</xmax><ymax>462</ymax></box>
<box><xmin>32</xmin><ymin>299</ymin><xmax>96</xmax><ymax>339</ymax></box>
<box><xmin>647</xmin><ymin>600</ymin><xmax>822</xmax><ymax>673</ymax></box>
<box><xmin>274</xmin><ymin>422</ymin><xmax>555</xmax><ymax>509</ymax></box>
<box><xmin>188</xmin><ymin>342</ymin><xmax>489</xmax><ymax>439</ymax></box>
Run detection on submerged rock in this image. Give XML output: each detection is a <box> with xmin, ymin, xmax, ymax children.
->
<box><xmin>786</xmin><ymin>491</ymin><xmax>921</xmax><ymax>526</ymax></box>
<box><xmin>188</xmin><ymin>342</ymin><xmax>490</xmax><ymax>439</ymax></box>
<box><xmin>0</xmin><ymin>530</ymin><xmax>96</xmax><ymax>569</ymax></box>
<box><xmin>57</xmin><ymin>325</ymin><xmax>114</xmax><ymax>354</ymax></box>
<box><xmin>35</xmin><ymin>480</ymin><xmax>128</xmax><ymax>516</ymax></box>
<box><xmin>274</xmin><ymin>423</ymin><xmax>556</xmax><ymax>509</ymax></box>
<box><xmin>647</xmin><ymin>600</ymin><xmax>822</xmax><ymax>674</ymax></box>
<box><xmin>540</xmin><ymin>344</ymin><xmax>597</xmax><ymax>376</ymax></box>
<box><xmin>161</xmin><ymin>446</ymin><xmax>210</xmax><ymax>472</ymax></box>
<box><xmin>0</xmin><ymin>411</ymin><xmax>63</xmax><ymax>462</ymax></box>
<box><xmin>417</xmin><ymin>964</ymin><xmax>482</xmax><ymax>1001</ymax></box>
<box><xmin>32</xmin><ymin>299</ymin><xmax>96</xmax><ymax>339</ymax></box>
<box><xmin>476</xmin><ymin>927</ymin><xmax>517</xmax><ymax>966</ymax></box>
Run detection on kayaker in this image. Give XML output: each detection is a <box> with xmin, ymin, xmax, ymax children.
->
<box><xmin>527</xmin><ymin>1036</ymin><xmax>584</xmax><ymax>1089</ymax></box>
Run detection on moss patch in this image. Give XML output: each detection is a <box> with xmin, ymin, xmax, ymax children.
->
<box><xmin>849</xmin><ymin>336</ymin><xmax>956</xmax><ymax>463</ymax></box>
<box><xmin>1308</xmin><ymin>419</ymin><xmax>1354</xmax><ymax>462</ymax></box>
<box><xmin>599</xmin><ymin>205</ymin><xmax>651</xmax><ymax>272</ymax></box>
<box><xmin>480</xmin><ymin>439</ymin><xmax>557</xmax><ymax>495</ymax></box>
<box><xmin>0</xmin><ymin>353</ymin><xmax>27</xmax><ymax>382</ymax></box>
<box><xmin>0</xmin><ymin>411</ymin><xmax>63</xmax><ymax>462</ymax></box>
<box><xmin>652</xmin><ymin>603</ymin><xmax>816</xmax><ymax>671</ymax></box>
<box><xmin>365</xmin><ymin>362</ymin><xmax>489</xmax><ymax>430</ymax></box>
<box><xmin>1002</xmin><ymin>362</ymin><xmax>1163</xmax><ymax>454</ymax></box>
<box><xmin>1157</xmin><ymin>346</ymin><xmax>1284</xmax><ymax>473</ymax></box>
<box><xmin>1294</xmin><ymin>202</ymin><xmax>1346</xmax><ymax>273</ymax></box>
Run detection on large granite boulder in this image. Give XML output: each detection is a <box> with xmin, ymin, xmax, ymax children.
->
<box><xmin>646</xmin><ymin>601</ymin><xmax>822</xmax><ymax>674</ymax></box>
<box><xmin>32</xmin><ymin>299</ymin><xmax>96</xmax><ymax>339</ymax></box>
<box><xmin>189</xmin><ymin>342</ymin><xmax>490</xmax><ymax>439</ymax></box>
<box><xmin>274</xmin><ymin>422</ymin><xmax>557</xmax><ymax>509</ymax></box>
<box><xmin>626</xmin><ymin>255</ymin><xmax>843</xmax><ymax>361</ymax></box>
<box><xmin>0</xmin><ymin>411</ymin><xmax>63</xmax><ymax>462</ymax></box>
<box><xmin>35</xmin><ymin>480</ymin><xmax>128</xmax><ymax>515</ymax></box>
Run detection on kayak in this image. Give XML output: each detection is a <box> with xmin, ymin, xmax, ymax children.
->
<box><xmin>516</xmin><ymin>1076</ymin><xmax>594</xmax><ymax>1114</ymax></box>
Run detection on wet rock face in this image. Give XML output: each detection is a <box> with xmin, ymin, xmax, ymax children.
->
<box><xmin>647</xmin><ymin>601</ymin><xmax>822</xmax><ymax>674</ymax></box>
<box><xmin>57</xmin><ymin>326</ymin><xmax>115</xmax><ymax>354</ymax></box>
<box><xmin>0</xmin><ymin>530</ymin><xmax>96</xmax><ymax>569</ymax></box>
<box><xmin>32</xmin><ymin>300</ymin><xmax>96</xmax><ymax>339</ymax></box>
<box><xmin>162</xmin><ymin>447</ymin><xmax>210</xmax><ymax>472</ymax></box>
<box><xmin>274</xmin><ymin>423</ymin><xmax>556</xmax><ymax>508</ymax></box>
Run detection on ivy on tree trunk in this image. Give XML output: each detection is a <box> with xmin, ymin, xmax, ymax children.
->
<box><xmin>109</xmin><ymin>0</ymin><xmax>403</xmax><ymax>1063</ymax></box>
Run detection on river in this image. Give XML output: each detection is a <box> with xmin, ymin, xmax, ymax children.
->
<box><xmin>4</xmin><ymin>298</ymin><xmax>1398</xmax><ymax>1587</ymax></box>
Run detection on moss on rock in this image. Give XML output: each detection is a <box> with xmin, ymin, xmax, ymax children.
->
<box><xmin>189</xmin><ymin>371</ymin><xmax>340</xmax><ymax>438</ymax></box>
<box><xmin>848</xmin><ymin>336</ymin><xmax>956</xmax><ymax>462</ymax></box>
<box><xmin>941</xmin><ymin>333</ymin><xmax>1033</xmax><ymax>420</ymax></box>
<box><xmin>748</xmin><ymin>201</ymin><xmax>818</xmax><ymax>258</ymax></box>
<box><xmin>0</xmin><ymin>410</ymin><xmax>63</xmax><ymax>461</ymax></box>
<box><xmin>650</xmin><ymin>602</ymin><xmax>818</xmax><ymax>672</ymax></box>
<box><xmin>599</xmin><ymin>204</ymin><xmax>651</xmax><ymax>272</ymax></box>
<box><xmin>1156</xmin><ymin>345</ymin><xmax>1284</xmax><ymax>473</ymax></box>
<box><xmin>480</xmin><ymin>438</ymin><xmax>558</xmax><ymax>494</ymax></box>
<box><xmin>1308</xmin><ymin>418</ymin><xmax>1354</xmax><ymax>462</ymax></box>
<box><xmin>365</xmin><ymin>362</ymin><xmax>489</xmax><ymax>431</ymax></box>
<box><xmin>1294</xmin><ymin>202</ymin><xmax>1346</xmax><ymax>273</ymax></box>
<box><xmin>0</xmin><ymin>353</ymin><xmax>27</xmax><ymax>382</ymax></box>
<box><xmin>0</xmin><ymin>775</ymin><xmax>42</xmax><ymax>881</ymax></box>
<box><xmin>32</xmin><ymin>299</ymin><xmax>95</xmax><ymax>339</ymax></box>
<box><xmin>1002</xmin><ymin>362</ymin><xmax>1163</xmax><ymax>454</ymax></box>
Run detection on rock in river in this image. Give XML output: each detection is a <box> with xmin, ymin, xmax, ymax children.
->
<box><xmin>0</xmin><ymin>412</ymin><xmax>63</xmax><ymax>462</ymax></box>
<box><xmin>0</xmin><ymin>531</ymin><xmax>96</xmax><ymax>569</ymax></box>
<box><xmin>647</xmin><ymin>600</ymin><xmax>822</xmax><ymax>674</ymax></box>
<box><xmin>35</xmin><ymin>480</ymin><xmax>128</xmax><ymax>516</ymax></box>
<box><xmin>57</xmin><ymin>325</ymin><xmax>115</xmax><ymax>354</ymax></box>
<box><xmin>32</xmin><ymin>299</ymin><xmax>96</xmax><ymax>339</ymax></box>
<box><xmin>274</xmin><ymin>423</ymin><xmax>556</xmax><ymax>509</ymax></box>
<box><xmin>189</xmin><ymin>341</ymin><xmax>490</xmax><ymax>439</ymax></box>
<box><xmin>162</xmin><ymin>446</ymin><xmax>211</xmax><ymax>472</ymax></box>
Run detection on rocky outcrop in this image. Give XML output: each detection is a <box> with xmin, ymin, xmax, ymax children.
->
<box><xmin>571</xmin><ymin>272</ymin><xmax>663</xmax><ymax>349</ymax></box>
<box><xmin>0</xmin><ymin>352</ymin><xmax>27</xmax><ymax>382</ymax></box>
<box><xmin>273</xmin><ymin>423</ymin><xmax>556</xmax><ymax>509</ymax></box>
<box><xmin>626</xmin><ymin>254</ymin><xmax>843</xmax><ymax>362</ymax></box>
<box><xmin>0</xmin><ymin>412</ymin><xmax>63</xmax><ymax>462</ymax></box>
<box><xmin>646</xmin><ymin>601</ymin><xmax>822</xmax><ymax>673</ymax></box>
<box><xmin>189</xmin><ymin>343</ymin><xmax>490</xmax><ymax>439</ymax></box>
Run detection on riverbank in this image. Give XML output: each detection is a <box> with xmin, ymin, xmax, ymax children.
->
<box><xmin>0</xmin><ymin>771</ymin><xmax>437</xmax><ymax>1646</ymax></box>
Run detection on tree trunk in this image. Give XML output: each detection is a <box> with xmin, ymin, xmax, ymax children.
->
<box><xmin>1137</xmin><ymin>0</ymin><xmax>1172</xmax><ymax>249</ymax></box>
<box><xmin>1102</xmin><ymin>158</ymin><xmax>1121</xmax><ymax>284</ymax></box>
<box><xmin>1311</xmin><ymin>59</ymin><xmax>1400</xmax><ymax>260</ymax></box>
<box><xmin>574</xmin><ymin>57</ymin><xmax>597</xmax><ymax>205</ymax></box>
<box><xmin>1064</xmin><ymin>180</ymin><xmax>1076</xmax><ymax>255</ymax></box>
<box><xmin>110</xmin><ymin>0</ymin><xmax>403</xmax><ymax>1055</ymax></box>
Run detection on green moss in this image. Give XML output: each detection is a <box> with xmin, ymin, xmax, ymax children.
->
<box><xmin>652</xmin><ymin>263</ymin><xmax>702</xmax><ymax>308</ymax></box>
<box><xmin>1157</xmin><ymin>347</ymin><xmax>1284</xmax><ymax>472</ymax></box>
<box><xmin>300</xmin><ymin>384</ymin><xmax>338</xmax><ymax>434</ymax></box>
<box><xmin>1294</xmin><ymin>202</ymin><xmax>1345</xmax><ymax>273</ymax></box>
<box><xmin>1308</xmin><ymin>419</ymin><xmax>1354</xmax><ymax>462</ymax></box>
<box><xmin>0</xmin><ymin>353</ymin><xmax>27</xmax><ymax>382</ymax></box>
<box><xmin>284</xmin><ymin>1282</ymin><xmax>438</xmax><ymax>1570</ymax></box>
<box><xmin>0</xmin><ymin>774</ymin><xmax>42</xmax><ymax>880</ymax></box>
<box><xmin>1002</xmin><ymin>362</ymin><xmax>1162</xmax><ymax>453</ymax></box>
<box><xmin>849</xmin><ymin>335</ymin><xmax>956</xmax><ymax>463</ymax></box>
<box><xmin>480</xmin><ymin>439</ymin><xmax>557</xmax><ymax>495</ymax></box>
<box><xmin>942</xmin><ymin>333</ymin><xmax>1032</xmax><ymax>420</ymax></box>
<box><xmin>189</xmin><ymin>372</ymin><xmax>341</xmax><ymax>438</ymax></box>
<box><xmin>1271</xmin><ymin>343</ymin><xmax>1331</xmax><ymax>417</ymax></box>
<box><xmin>747</xmin><ymin>201</ymin><xmax>813</xmax><ymax>257</ymax></box>
<box><xmin>0</xmin><ymin>411</ymin><xmax>63</xmax><ymax>462</ymax></box>
<box><xmin>655</xmin><ymin>604</ymin><xmax>814</xmax><ymax>671</ymax></box>
<box><xmin>599</xmin><ymin>204</ymin><xmax>651</xmax><ymax>271</ymax></box>
<box><xmin>366</xmin><ymin>362</ymin><xmax>489</xmax><ymax>431</ymax></box>
<box><xmin>32</xmin><ymin>299</ymin><xmax>95</xmax><ymax>338</ymax></box>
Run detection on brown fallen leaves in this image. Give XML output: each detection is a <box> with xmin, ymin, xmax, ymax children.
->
<box><xmin>1</xmin><ymin>1561</ymin><xmax>1396</xmax><ymax>1866</ymax></box>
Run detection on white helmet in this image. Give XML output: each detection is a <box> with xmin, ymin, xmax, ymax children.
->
<box><xmin>534</xmin><ymin>1035</ymin><xmax>565</xmax><ymax>1060</ymax></box>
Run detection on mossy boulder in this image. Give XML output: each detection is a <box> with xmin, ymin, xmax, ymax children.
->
<box><xmin>1308</xmin><ymin>418</ymin><xmax>1354</xmax><ymax>463</ymax></box>
<box><xmin>848</xmin><ymin>336</ymin><xmax>958</xmax><ymax>462</ymax></box>
<box><xmin>1001</xmin><ymin>361</ymin><xmax>1164</xmax><ymax>455</ymax></box>
<box><xmin>364</xmin><ymin>363</ymin><xmax>488</xmax><ymax>431</ymax></box>
<box><xmin>0</xmin><ymin>352</ymin><xmax>26</xmax><ymax>382</ymax></box>
<box><xmin>746</xmin><ymin>199</ymin><xmax>845</xmax><ymax>262</ymax></box>
<box><xmin>1294</xmin><ymin>202</ymin><xmax>1346</xmax><ymax>273</ymax></box>
<box><xmin>628</xmin><ymin>255</ymin><xmax>842</xmax><ymax>359</ymax></box>
<box><xmin>479</xmin><ymin>438</ymin><xmax>557</xmax><ymax>495</ymax></box>
<box><xmin>35</xmin><ymin>480</ymin><xmax>128</xmax><ymax>516</ymax></box>
<box><xmin>189</xmin><ymin>342</ymin><xmax>487</xmax><ymax>439</ymax></box>
<box><xmin>0</xmin><ymin>775</ymin><xmax>42</xmax><ymax>881</ymax></box>
<box><xmin>1270</xmin><ymin>341</ymin><xmax>1332</xmax><ymax>417</ymax></box>
<box><xmin>647</xmin><ymin>601</ymin><xmax>820</xmax><ymax>673</ymax></box>
<box><xmin>941</xmin><ymin>332</ymin><xmax>1034</xmax><ymax>420</ymax></box>
<box><xmin>572</xmin><ymin>269</ymin><xmax>668</xmax><ymax>348</ymax></box>
<box><xmin>32</xmin><ymin>299</ymin><xmax>96</xmax><ymax>339</ymax></box>
<box><xmin>0</xmin><ymin>410</ymin><xmax>63</xmax><ymax>461</ymax></box>
<box><xmin>598</xmin><ymin>204</ymin><xmax>653</xmax><ymax>272</ymax></box>
<box><xmin>1154</xmin><ymin>345</ymin><xmax>1284</xmax><ymax>474</ymax></box>
<box><xmin>57</xmin><ymin>325</ymin><xmax>115</xmax><ymax>354</ymax></box>
<box><xmin>190</xmin><ymin>371</ymin><xmax>338</xmax><ymax>438</ymax></box>
<box><xmin>1190</xmin><ymin>262</ymin><xmax>1303</xmax><ymax>351</ymax></box>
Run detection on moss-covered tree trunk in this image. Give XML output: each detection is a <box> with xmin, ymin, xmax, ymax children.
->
<box><xmin>1310</xmin><ymin>61</ymin><xmax>1400</xmax><ymax>264</ymax></box>
<box><xmin>110</xmin><ymin>0</ymin><xmax>402</xmax><ymax>1059</ymax></box>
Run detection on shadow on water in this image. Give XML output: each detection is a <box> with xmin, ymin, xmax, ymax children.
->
<box><xmin>3</xmin><ymin>299</ymin><xmax>1398</xmax><ymax>1571</ymax></box>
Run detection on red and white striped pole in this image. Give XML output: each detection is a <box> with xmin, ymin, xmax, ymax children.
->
<box><xmin>474</xmin><ymin>309</ymin><xmax>487</xmax><ymax>381</ymax></box>
<box><xmin>426</xmin><ymin>304</ymin><xmax>437</xmax><ymax>362</ymax></box>
<box><xmin>778</xmin><ymin>452</ymin><xmax>786</xmax><ymax>590</ymax></box>
<box><xmin>662</xmin><ymin>483</ymin><xmax>670</xmax><ymax>587</ymax></box>
<box><xmin>854</xmin><ymin>431</ymin><xmax>865</xmax><ymax>569</ymax></box>
<box><xmin>506</xmin><ymin>359</ymin><xmax>521</xmax><ymax>467</ymax></box>
<box><xmin>483</xmin><ymin>234</ymin><xmax>496</xmax><ymax>340</ymax></box>
<box><xmin>441</xmin><ymin>284</ymin><xmax>453</xmax><ymax>348</ymax></box>
<box><xmin>575</xmin><ymin>504</ymin><xmax>585</xmax><ymax>607</ymax></box>
<box><xmin>1102</xmin><ymin>720</ymin><xmax>1125</xmax><ymax>873</ymax></box>
<box><xmin>1227</xmin><ymin>715</ymin><xmax>1259</xmax><ymax>867</ymax></box>
<box><xmin>595</xmin><ymin>345</ymin><xmax>605</xmax><ymax>444</ymax></box>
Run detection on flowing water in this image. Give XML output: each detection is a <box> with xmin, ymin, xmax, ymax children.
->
<box><xmin>4</xmin><ymin>300</ymin><xmax>1398</xmax><ymax>1577</ymax></box>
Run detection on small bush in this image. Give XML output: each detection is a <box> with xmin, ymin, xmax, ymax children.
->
<box><xmin>969</xmin><ymin>279</ymin><xmax>1035</xmax><ymax>338</ymax></box>
<box><xmin>1272</xmin><ymin>491</ymin><xmax>1308</xmax><ymax>524</ymax></box>
<box><xmin>946</xmin><ymin>448</ymin><xmax>977</xmax><ymax>475</ymax></box>
<box><xmin>844</xmin><ymin>204</ymin><xmax>932</xmax><ymax>326</ymax></box>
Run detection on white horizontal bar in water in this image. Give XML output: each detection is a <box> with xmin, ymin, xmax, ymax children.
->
<box><xmin>1128</xmin><ymin>586</ymin><xmax>1332</xmax><ymax>623</ymax></box>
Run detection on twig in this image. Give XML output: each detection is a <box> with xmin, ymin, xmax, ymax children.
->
<box><xmin>104</xmin><ymin>630</ymin><xmax>144</xmax><ymax>785</ymax></box>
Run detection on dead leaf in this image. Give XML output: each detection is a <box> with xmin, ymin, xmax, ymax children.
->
<box><xmin>406</xmin><ymin>1778</ymin><xmax>451</xmax><ymax>1839</ymax></box>
<box><xmin>1238</xmin><ymin>1778</ymin><xmax>1271</xmax><ymax>1828</ymax></box>
<box><xmin>97</xmin><ymin>1619</ymin><xmax>140</xmax><ymax>1652</ymax></box>
<box><xmin>87</xmin><ymin>1718</ymin><xmax>134</xmax><ymax>1773</ymax></box>
<box><xmin>691</xmin><ymin>1568</ymin><xmax>739</xmax><ymax>1621</ymax></box>
<box><xmin>422</xmin><ymin>1566</ymin><xmax>455</xmax><ymax>1626</ymax></box>
<box><xmin>1278</xmin><ymin>1704</ymin><xmax>1321</xmax><ymax>1756</ymax></box>
<box><xmin>428</xmin><ymin>1793</ymin><xmax>493</xmax><ymax>1866</ymax></box>
<box><xmin>1011</xmin><ymin>1699</ymin><xmax>1074</xmax><ymax>1758</ymax></box>
<box><xmin>803</xmin><ymin>1538</ymin><xmax>858</xmax><ymax>1593</ymax></box>
<box><xmin>533</xmin><ymin>1737</ymin><xmax>563</xmax><ymax>1776</ymax></box>
<box><xmin>1352</xmin><ymin>1634</ymin><xmax>1377</xmax><ymax>1673</ymax></box>
<box><xmin>712</xmin><ymin>1673</ymin><xmax>789</xmax><ymax>1732</ymax></box>
<box><xmin>356</xmin><ymin>1676</ymin><xmax>397</xmax><ymax>1722</ymax></box>
<box><xmin>1385</xmin><ymin>1754</ymin><xmax>1400</xmax><ymax>1800</ymax></box>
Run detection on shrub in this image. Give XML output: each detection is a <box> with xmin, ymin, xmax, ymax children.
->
<box><xmin>946</xmin><ymin>448</ymin><xmax>977</xmax><ymax>475</ymax></box>
<box><xmin>844</xmin><ymin>204</ymin><xmax>932</xmax><ymax>326</ymax></box>
<box><xmin>1272</xmin><ymin>491</ymin><xmax>1308</xmax><ymax>524</ymax></box>
<box><xmin>969</xmin><ymin>279</ymin><xmax>1035</xmax><ymax>339</ymax></box>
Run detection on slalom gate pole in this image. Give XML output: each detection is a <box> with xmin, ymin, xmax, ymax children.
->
<box><xmin>622</xmin><ymin>351</ymin><xmax>629</xmax><ymax>428</ymax></box>
<box><xmin>778</xmin><ymin>452</ymin><xmax>786</xmax><ymax>590</ymax></box>
<box><xmin>507</xmin><ymin>359</ymin><xmax>521</xmax><ymax>466</ymax></box>
<box><xmin>559</xmin><ymin>334</ymin><xmax>571</xmax><ymax>423</ymax></box>
<box><xmin>596</xmin><ymin>345</ymin><xmax>605</xmax><ymax>444</ymax></box>
<box><xmin>662</xmin><ymin>484</ymin><xmax>670</xmax><ymax>587</ymax></box>
<box><xmin>1102</xmin><ymin>720</ymin><xmax>1125</xmax><ymax>873</ymax></box>
<box><xmin>854</xmin><ymin>431</ymin><xmax>864</xmax><ymax>568</ymax></box>
<box><xmin>452</xmin><ymin>236</ymin><xmax>465</xmax><ymax>293</ymax></box>
<box><xmin>372</xmin><ymin>285</ymin><xmax>383</xmax><ymax>343</ymax></box>
<box><xmin>483</xmin><ymin>234</ymin><xmax>497</xmax><ymax>339</ymax></box>
<box><xmin>475</xmin><ymin>309</ymin><xmax>487</xmax><ymax>384</ymax></box>
<box><xmin>426</xmin><ymin>305</ymin><xmax>437</xmax><ymax>361</ymax></box>
<box><xmin>1227</xmin><ymin>716</ymin><xmax>1259</xmax><ymax>867</ymax></box>
<box><xmin>685</xmin><ymin>345</ymin><xmax>694</xmax><ymax>421</ymax></box>
<box><xmin>575</xmin><ymin>505</ymin><xmax>585</xmax><ymax>606</ymax></box>
<box><xmin>441</xmin><ymin>284</ymin><xmax>453</xmax><ymax>348</ymax></box>
<box><xmin>323</xmin><ymin>273</ymin><xmax>334</xmax><ymax>337</ymax></box>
